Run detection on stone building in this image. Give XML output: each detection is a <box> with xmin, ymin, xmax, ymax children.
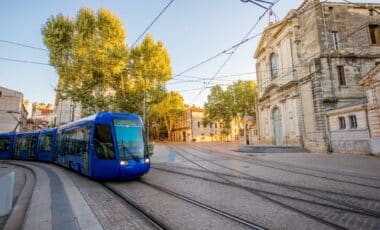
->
<box><xmin>326</xmin><ymin>98</ymin><xmax>370</xmax><ymax>154</ymax></box>
<box><xmin>0</xmin><ymin>86</ymin><xmax>28</xmax><ymax>132</ymax></box>
<box><xmin>55</xmin><ymin>99</ymin><xmax>81</xmax><ymax>125</ymax></box>
<box><xmin>171</xmin><ymin>106</ymin><xmax>253</xmax><ymax>143</ymax></box>
<box><xmin>360</xmin><ymin>64</ymin><xmax>380</xmax><ymax>155</ymax></box>
<box><xmin>254</xmin><ymin>0</ymin><xmax>380</xmax><ymax>152</ymax></box>
<box><xmin>171</xmin><ymin>106</ymin><xmax>224</xmax><ymax>142</ymax></box>
<box><xmin>31</xmin><ymin>102</ymin><xmax>55</xmax><ymax>127</ymax></box>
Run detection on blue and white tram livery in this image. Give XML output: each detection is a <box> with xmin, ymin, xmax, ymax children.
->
<box><xmin>55</xmin><ymin>112</ymin><xmax>151</xmax><ymax>180</ymax></box>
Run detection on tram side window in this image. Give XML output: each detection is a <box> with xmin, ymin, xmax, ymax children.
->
<box><xmin>94</xmin><ymin>124</ymin><xmax>115</xmax><ymax>159</ymax></box>
<box><xmin>0</xmin><ymin>138</ymin><xmax>10</xmax><ymax>152</ymax></box>
<box><xmin>39</xmin><ymin>134</ymin><xmax>52</xmax><ymax>152</ymax></box>
<box><xmin>15</xmin><ymin>137</ymin><xmax>35</xmax><ymax>156</ymax></box>
<box><xmin>14</xmin><ymin>138</ymin><xmax>22</xmax><ymax>156</ymax></box>
<box><xmin>56</xmin><ymin>133</ymin><xmax>64</xmax><ymax>155</ymax></box>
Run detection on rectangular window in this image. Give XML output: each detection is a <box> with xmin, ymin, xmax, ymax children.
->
<box><xmin>369</xmin><ymin>24</ymin><xmax>380</xmax><ymax>45</ymax></box>
<box><xmin>0</xmin><ymin>138</ymin><xmax>10</xmax><ymax>152</ymax></box>
<box><xmin>337</xmin><ymin>66</ymin><xmax>346</xmax><ymax>86</ymax></box>
<box><xmin>349</xmin><ymin>115</ymin><xmax>358</xmax><ymax>129</ymax></box>
<box><xmin>338</xmin><ymin>117</ymin><xmax>346</xmax><ymax>129</ymax></box>
<box><xmin>94</xmin><ymin>124</ymin><xmax>116</xmax><ymax>159</ymax></box>
<box><xmin>197</xmin><ymin>122</ymin><xmax>200</xmax><ymax>128</ymax></box>
<box><xmin>332</xmin><ymin>31</ymin><xmax>339</xmax><ymax>50</ymax></box>
<box><xmin>210</xmin><ymin>123</ymin><xmax>213</xmax><ymax>128</ymax></box>
<box><xmin>14</xmin><ymin>136</ymin><xmax>36</xmax><ymax>158</ymax></box>
<box><xmin>39</xmin><ymin>134</ymin><xmax>52</xmax><ymax>152</ymax></box>
<box><xmin>113</xmin><ymin>119</ymin><xmax>145</xmax><ymax>160</ymax></box>
<box><xmin>215</xmin><ymin>123</ymin><xmax>218</xmax><ymax>128</ymax></box>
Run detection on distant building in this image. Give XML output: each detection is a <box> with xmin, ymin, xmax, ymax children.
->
<box><xmin>171</xmin><ymin>106</ymin><xmax>222</xmax><ymax>142</ymax></box>
<box><xmin>0</xmin><ymin>86</ymin><xmax>28</xmax><ymax>132</ymax></box>
<box><xmin>55</xmin><ymin>99</ymin><xmax>81</xmax><ymax>125</ymax></box>
<box><xmin>171</xmin><ymin>106</ymin><xmax>255</xmax><ymax>143</ymax></box>
<box><xmin>30</xmin><ymin>102</ymin><xmax>55</xmax><ymax>128</ymax></box>
<box><xmin>254</xmin><ymin>0</ymin><xmax>380</xmax><ymax>152</ymax></box>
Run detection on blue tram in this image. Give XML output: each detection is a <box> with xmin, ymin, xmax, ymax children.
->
<box><xmin>37</xmin><ymin>128</ymin><xmax>57</xmax><ymax>162</ymax></box>
<box><xmin>14</xmin><ymin>131</ymin><xmax>40</xmax><ymax>160</ymax></box>
<box><xmin>55</xmin><ymin>112</ymin><xmax>150</xmax><ymax>180</ymax></box>
<box><xmin>0</xmin><ymin>132</ymin><xmax>15</xmax><ymax>159</ymax></box>
<box><xmin>0</xmin><ymin>112</ymin><xmax>151</xmax><ymax>180</ymax></box>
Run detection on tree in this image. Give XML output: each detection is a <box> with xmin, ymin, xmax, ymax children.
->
<box><xmin>227</xmin><ymin>80</ymin><xmax>257</xmax><ymax>130</ymax></box>
<box><xmin>152</xmin><ymin>91</ymin><xmax>184</xmax><ymax>140</ymax></box>
<box><xmin>115</xmin><ymin>35</ymin><xmax>172</xmax><ymax>115</ymax></box>
<box><xmin>204</xmin><ymin>85</ymin><xmax>234</xmax><ymax>137</ymax></box>
<box><xmin>42</xmin><ymin>7</ymin><xmax>128</xmax><ymax>114</ymax></box>
<box><xmin>204</xmin><ymin>81</ymin><xmax>257</xmax><ymax>139</ymax></box>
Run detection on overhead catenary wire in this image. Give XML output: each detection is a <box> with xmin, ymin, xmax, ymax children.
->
<box><xmin>0</xmin><ymin>39</ymin><xmax>48</xmax><ymax>52</ymax></box>
<box><xmin>0</xmin><ymin>57</ymin><xmax>51</xmax><ymax>66</ymax></box>
<box><xmin>189</xmin><ymin>0</ymin><xmax>280</xmax><ymax>104</ymax></box>
<box><xmin>172</xmin><ymin>0</ymin><xmax>325</xmax><ymax>81</ymax></box>
<box><xmin>172</xmin><ymin>32</ymin><xmax>263</xmax><ymax>79</ymax></box>
<box><xmin>130</xmin><ymin>0</ymin><xmax>175</xmax><ymax>48</ymax></box>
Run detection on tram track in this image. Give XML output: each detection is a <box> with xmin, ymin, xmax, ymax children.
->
<box><xmin>189</xmin><ymin>144</ymin><xmax>380</xmax><ymax>184</ymax></box>
<box><xmin>150</xmin><ymin>166</ymin><xmax>380</xmax><ymax>218</ymax></box>
<box><xmin>169</xmin><ymin>146</ymin><xmax>380</xmax><ymax>229</ymax></box>
<box><xmin>105</xmin><ymin>181</ymin><xmax>267</xmax><ymax>230</ymax></box>
<box><xmin>175</xmin><ymin>145</ymin><xmax>380</xmax><ymax>213</ymax></box>
<box><xmin>152</xmin><ymin>164</ymin><xmax>380</xmax><ymax>204</ymax></box>
<box><xmin>102</xmin><ymin>183</ymin><xmax>167</xmax><ymax>230</ymax></box>
<box><xmin>138</xmin><ymin>179</ymin><xmax>267</xmax><ymax>230</ymax></box>
<box><xmin>177</xmin><ymin>145</ymin><xmax>380</xmax><ymax>203</ymax></box>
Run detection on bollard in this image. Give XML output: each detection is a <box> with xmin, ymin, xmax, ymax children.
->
<box><xmin>0</xmin><ymin>171</ymin><xmax>15</xmax><ymax>216</ymax></box>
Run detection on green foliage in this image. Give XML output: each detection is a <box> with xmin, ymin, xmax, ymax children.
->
<box><xmin>114</xmin><ymin>35</ymin><xmax>172</xmax><ymax>115</ymax></box>
<box><xmin>43</xmin><ymin>7</ymin><xmax>128</xmax><ymax>113</ymax></box>
<box><xmin>204</xmin><ymin>80</ymin><xmax>257</xmax><ymax>135</ymax></box>
<box><xmin>151</xmin><ymin>91</ymin><xmax>184</xmax><ymax>140</ymax></box>
<box><xmin>42</xmin><ymin>8</ymin><xmax>173</xmax><ymax>122</ymax></box>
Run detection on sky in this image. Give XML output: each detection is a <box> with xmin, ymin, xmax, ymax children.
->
<box><xmin>0</xmin><ymin>0</ymin><xmax>377</xmax><ymax>111</ymax></box>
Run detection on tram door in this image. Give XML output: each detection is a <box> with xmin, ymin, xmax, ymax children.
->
<box><xmin>82</xmin><ymin>127</ymin><xmax>90</xmax><ymax>175</ymax></box>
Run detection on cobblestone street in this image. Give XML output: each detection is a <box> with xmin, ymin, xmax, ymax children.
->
<box><xmin>4</xmin><ymin>142</ymin><xmax>380</xmax><ymax>229</ymax></box>
<box><xmin>145</xmin><ymin>142</ymin><xmax>380</xmax><ymax>229</ymax></box>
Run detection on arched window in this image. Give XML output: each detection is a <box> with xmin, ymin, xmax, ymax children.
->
<box><xmin>270</xmin><ymin>53</ymin><xmax>278</xmax><ymax>78</ymax></box>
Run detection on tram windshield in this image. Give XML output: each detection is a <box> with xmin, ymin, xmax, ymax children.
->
<box><xmin>113</xmin><ymin>118</ymin><xmax>146</xmax><ymax>161</ymax></box>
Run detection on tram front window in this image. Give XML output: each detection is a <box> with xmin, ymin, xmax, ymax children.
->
<box><xmin>114</xmin><ymin>118</ymin><xmax>146</xmax><ymax>161</ymax></box>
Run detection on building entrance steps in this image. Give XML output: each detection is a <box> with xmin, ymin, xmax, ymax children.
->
<box><xmin>236</xmin><ymin>145</ymin><xmax>309</xmax><ymax>153</ymax></box>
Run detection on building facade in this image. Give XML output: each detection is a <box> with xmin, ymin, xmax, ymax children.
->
<box><xmin>172</xmin><ymin>107</ymin><xmax>225</xmax><ymax>142</ymax></box>
<box><xmin>55</xmin><ymin>99</ymin><xmax>81</xmax><ymax>125</ymax></box>
<box><xmin>254</xmin><ymin>0</ymin><xmax>380</xmax><ymax>152</ymax></box>
<box><xmin>31</xmin><ymin>102</ymin><xmax>55</xmax><ymax>128</ymax></box>
<box><xmin>0</xmin><ymin>86</ymin><xmax>28</xmax><ymax>132</ymax></box>
<box><xmin>171</xmin><ymin>106</ymin><xmax>257</xmax><ymax>143</ymax></box>
<box><xmin>360</xmin><ymin>64</ymin><xmax>380</xmax><ymax>155</ymax></box>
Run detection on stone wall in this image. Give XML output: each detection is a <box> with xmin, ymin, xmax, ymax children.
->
<box><xmin>327</xmin><ymin>104</ymin><xmax>370</xmax><ymax>154</ymax></box>
<box><xmin>0</xmin><ymin>86</ymin><xmax>26</xmax><ymax>133</ymax></box>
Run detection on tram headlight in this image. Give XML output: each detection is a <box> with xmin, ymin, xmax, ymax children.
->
<box><xmin>120</xmin><ymin>160</ymin><xmax>128</xmax><ymax>166</ymax></box>
<box><xmin>144</xmin><ymin>158</ymin><xmax>150</xmax><ymax>163</ymax></box>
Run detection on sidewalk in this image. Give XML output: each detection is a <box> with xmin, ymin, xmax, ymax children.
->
<box><xmin>0</xmin><ymin>161</ymin><xmax>103</xmax><ymax>230</ymax></box>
